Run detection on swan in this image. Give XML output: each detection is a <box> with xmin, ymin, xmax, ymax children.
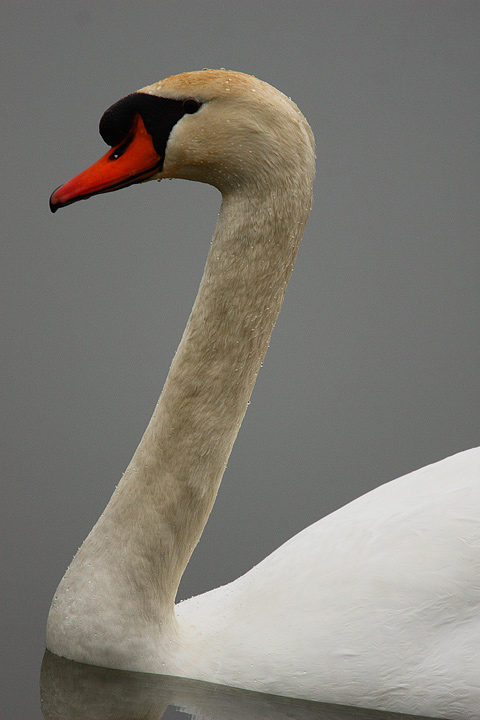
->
<box><xmin>48</xmin><ymin>70</ymin><xmax>479</xmax><ymax>719</ymax></box>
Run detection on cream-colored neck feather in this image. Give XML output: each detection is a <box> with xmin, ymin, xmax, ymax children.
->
<box><xmin>105</xmin><ymin>186</ymin><xmax>310</xmax><ymax>609</ymax></box>
<box><xmin>47</xmin><ymin>95</ymin><xmax>314</xmax><ymax>662</ymax></box>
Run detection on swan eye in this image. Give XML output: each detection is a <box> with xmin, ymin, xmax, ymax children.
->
<box><xmin>182</xmin><ymin>98</ymin><xmax>201</xmax><ymax>114</ymax></box>
<box><xmin>109</xmin><ymin>135</ymin><xmax>133</xmax><ymax>160</ymax></box>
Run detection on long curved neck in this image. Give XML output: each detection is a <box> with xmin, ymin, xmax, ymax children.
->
<box><xmin>113</xmin><ymin>184</ymin><xmax>310</xmax><ymax>603</ymax></box>
<box><xmin>50</xmin><ymin>178</ymin><xmax>312</xmax><ymax>649</ymax></box>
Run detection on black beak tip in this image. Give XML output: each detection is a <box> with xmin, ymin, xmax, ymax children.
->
<box><xmin>49</xmin><ymin>187</ymin><xmax>62</xmax><ymax>213</ymax></box>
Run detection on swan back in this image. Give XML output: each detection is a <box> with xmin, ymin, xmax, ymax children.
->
<box><xmin>173</xmin><ymin>447</ymin><xmax>480</xmax><ymax>718</ymax></box>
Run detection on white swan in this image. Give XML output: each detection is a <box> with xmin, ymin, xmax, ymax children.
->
<box><xmin>48</xmin><ymin>70</ymin><xmax>479</xmax><ymax>719</ymax></box>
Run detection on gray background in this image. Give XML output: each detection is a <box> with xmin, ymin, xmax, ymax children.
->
<box><xmin>2</xmin><ymin>2</ymin><xmax>479</xmax><ymax>718</ymax></box>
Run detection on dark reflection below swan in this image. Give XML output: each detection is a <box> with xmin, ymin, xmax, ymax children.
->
<box><xmin>40</xmin><ymin>650</ymin><xmax>439</xmax><ymax>720</ymax></box>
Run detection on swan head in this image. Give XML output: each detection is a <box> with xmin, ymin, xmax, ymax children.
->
<box><xmin>50</xmin><ymin>69</ymin><xmax>315</xmax><ymax>211</ymax></box>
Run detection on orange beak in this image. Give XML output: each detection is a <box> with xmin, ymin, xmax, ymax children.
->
<box><xmin>50</xmin><ymin>114</ymin><xmax>162</xmax><ymax>212</ymax></box>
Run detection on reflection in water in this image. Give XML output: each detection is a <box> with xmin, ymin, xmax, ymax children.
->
<box><xmin>40</xmin><ymin>650</ymin><xmax>437</xmax><ymax>720</ymax></box>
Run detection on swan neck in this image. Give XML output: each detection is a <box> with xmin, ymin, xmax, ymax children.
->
<box><xmin>47</xmin><ymin>179</ymin><xmax>312</xmax><ymax>662</ymax></box>
<box><xmin>130</xmin><ymin>186</ymin><xmax>310</xmax><ymax>588</ymax></box>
